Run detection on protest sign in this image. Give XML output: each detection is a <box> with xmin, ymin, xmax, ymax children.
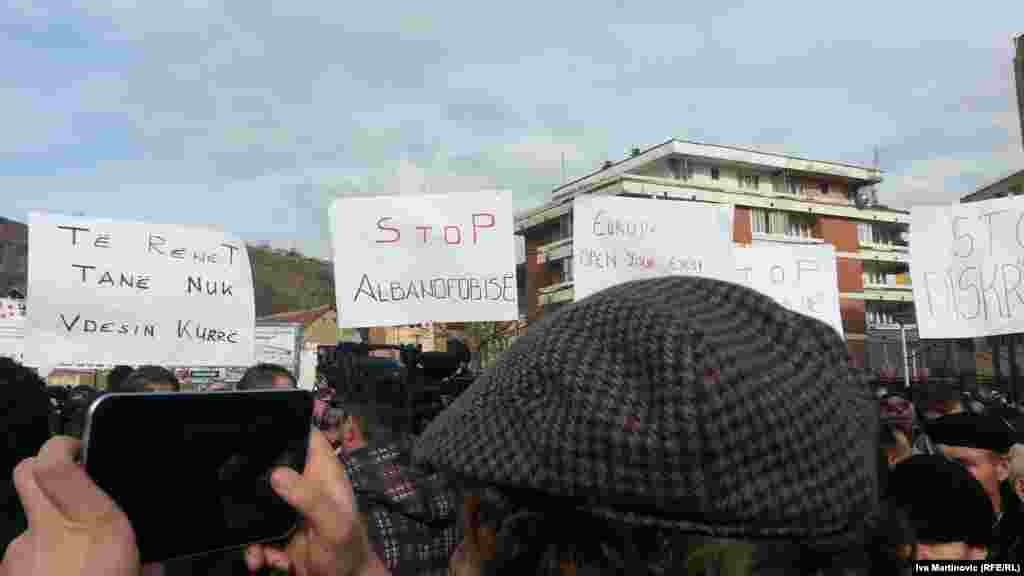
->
<box><xmin>572</xmin><ymin>195</ymin><xmax>735</xmax><ymax>301</ymax></box>
<box><xmin>911</xmin><ymin>197</ymin><xmax>1024</xmax><ymax>339</ymax></box>
<box><xmin>26</xmin><ymin>212</ymin><xmax>255</xmax><ymax>368</ymax></box>
<box><xmin>254</xmin><ymin>323</ymin><xmax>303</xmax><ymax>378</ymax></box>
<box><xmin>330</xmin><ymin>192</ymin><xmax>518</xmax><ymax>327</ymax></box>
<box><xmin>0</xmin><ymin>298</ymin><xmax>26</xmax><ymax>362</ymax></box>
<box><xmin>735</xmin><ymin>244</ymin><xmax>844</xmax><ymax>337</ymax></box>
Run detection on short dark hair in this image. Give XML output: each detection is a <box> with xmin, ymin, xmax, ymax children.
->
<box><xmin>106</xmin><ymin>365</ymin><xmax>135</xmax><ymax>393</ymax></box>
<box><xmin>238</xmin><ymin>363</ymin><xmax>296</xmax><ymax>390</ymax></box>
<box><xmin>122</xmin><ymin>365</ymin><xmax>180</xmax><ymax>392</ymax></box>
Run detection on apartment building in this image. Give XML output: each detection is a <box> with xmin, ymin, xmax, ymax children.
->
<box><xmin>960</xmin><ymin>168</ymin><xmax>1024</xmax><ymax>203</ymax></box>
<box><xmin>515</xmin><ymin>139</ymin><xmax>913</xmax><ymax>371</ymax></box>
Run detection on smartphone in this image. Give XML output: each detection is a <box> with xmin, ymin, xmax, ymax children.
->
<box><xmin>82</xmin><ymin>390</ymin><xmax>313</xmax><ymax>564</ymax></box>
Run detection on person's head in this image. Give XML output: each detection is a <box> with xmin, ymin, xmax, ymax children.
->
<box><xmin>928</xmin><ymin>412</ymin><xmax>1014</xmax><ymax>515</ymax></box>
<box><xmin>332</xmin><ymin>402</ymin><xmax>375</xmax><ymax>454</ymax></box>
<box><xmin>881</xmin><ymin>424</ymin><xmax>913</xmax><ymax>469</ymax></box>
<box><xmin>121</xmin><ymin>365</ymin><xmax>180</xmax><ymax>393</ymax></box>
<box><xmin>414</xmin><ymin>276</ymin><xmax>877</xmax><ymax>575</ymax></box>
<box><xmin>106</xmin><ymin>365</ymin><xmax>135</xmax><ymax>393</ymax></box>
<box><xmin>0</xmin><ymin>358</ymin><xmax>51</xmax><ymax>472</ymax></box>
<box><xmin>1007</xmin><ymin>444</ymin><xmax>1024</xmax><ymax>503</ymax></box>
<box><xmin>238</xmin><ymin>363</ymin><xmax>296</xmax><ymax>390</ymax></box>
<box><xmin>887</xmin><ymin>455</ymin><xmax>994</xmax><ymax>561</ymax></box>
<box><xmin>0</xmin><ymin>358</ymin><xmax>52</xmax><ymax>552</ymax></box>
<box><xmin>319</xmin><ymin>407</ymin><xmax>346</xmax><ymax>450</ymax></box>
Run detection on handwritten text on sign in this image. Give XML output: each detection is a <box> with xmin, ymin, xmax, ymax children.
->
<box><xmin>26</xmin><ymin>213</ymin><xmax>255</xmax><ymax>368</ymax></box>
<box><xmin>572</xmin><ymin>195</ymin><xmax>735</xmax><ymax>301</ymax></box>
<box><xmin>331</xmin><ymin>192</ymin><xmax>518</xmax><ymax>327</ymax></box>
<box><xmin>735</xmin><ymin>244</ymin><xmax>844</xmax><ymax>337</ymax></box>
<box><xmin>911</xmin><ymin>197</ymin><xmax>1024</xmax><ymax>339</ymax></box>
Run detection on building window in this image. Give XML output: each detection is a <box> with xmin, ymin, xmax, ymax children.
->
<box><xmin>0</xmin><ymin>244</ymin><xmax>6</xmax><ymax>267</ymax></box>
<box><xmin>866</xmin><ymin>302</ymin><xmax>914</xmax><ymax>327</ymax></box>
<box><xmin>863</xmin><ymin>264</ymin><xmax>888</xmax><ymax>287</ymax></box>
<box><xmin>738</xmin><ymin>172</ymin><xmax>760</xmax><ymax>190</ymax></box>
<box><xmin>750</xmin><ymin>209</ymin><xmax>815</xmax><ymax>239</ymax></box>
<box><xmin>561</xmin><ymin>257</ymin><xmax>573</xmax><ymax>283</ymax></box>
<box><xmin>858</xmin><ymin>223</ymin><xmax>902</xmax><ymax>246</ymax></box>
<box><xmin>15</xmin><ymin>245</ymin><xmax>26</xmax><ymax>272</ymax></box>
<box><xmin>668</xmin><ymin>158</ymin><xmax>681</xmax><ymax>180</ymax></box>
<box><xmin>711</xmin><ymin>167</ymin><xmax>720</xmax><ymax>181</ymax></box>
<box><xmin>558</xmin><ymin>212</ymin><xmax>572</xmax><ymax>240</ymax></box>
<box><xmin>820</xmin><ymin>182</ymin><xmax>829</xmax><ymax>194</ymax></box>
<box><xmin>862</xmin><ymin>262</ymin><xmax>910</xmax><ymax>288</ymax></box>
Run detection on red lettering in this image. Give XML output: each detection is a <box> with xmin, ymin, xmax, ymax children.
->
<box><xmin>416</xmin><ymin>226</ymin><xmax>431</xmax><ymax>244</ymax></box>
<box><xmin>376</xmin><ymin>217</ymin><xmax>400</xmax><ymax>243</ymax></box>
<box><xmin>472</xmin><ymin>213</ymin><xmax>495</xmax><ymax>244</ymax></box>
<box><xmin>444</xmin><ymin>226</ymin><xmax>462</xmax><ymax>245</ymax></box>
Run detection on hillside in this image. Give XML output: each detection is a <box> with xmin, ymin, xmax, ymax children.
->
<box><xmin>248</xmin><ymin>245</ymin><xmax>334</xmax><ymax>317</ymax></box>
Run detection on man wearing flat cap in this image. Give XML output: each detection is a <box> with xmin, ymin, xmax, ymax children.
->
<box><xmin>928</xmin><ymin>412</ymin><xmax>1023</xmax><ymax>562</ymax></box>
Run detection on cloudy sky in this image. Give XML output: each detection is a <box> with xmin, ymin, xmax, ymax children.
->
<box><xmin>2</xmin><ymin>1</ymin><xmax>1023</xmax><ymax>259</ymax></box>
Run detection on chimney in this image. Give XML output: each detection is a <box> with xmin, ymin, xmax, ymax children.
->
<box><xmin>630</xmin><ymin>147</ymin><xmax>641</xmax><ymax>157</ymax></box>
<box><xmin>1016</xmin><ymin>34</ymin><xmax>1024</xmax><ymax>151</ymax></box>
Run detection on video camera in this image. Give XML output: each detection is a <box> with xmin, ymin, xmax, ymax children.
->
<box><xmin>46</xmin><ymin>384</ymin><xmax>103</xmax><ymax>438</ymax></box>
<box><xmin>316</xmin><ymin>340</ymin><xmax>476</xmax><ymax>439</ymax></box>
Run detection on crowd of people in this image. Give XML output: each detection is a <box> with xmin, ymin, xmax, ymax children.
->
<box><xmin>3</xmin><ymin>275</ymin><xmax>1024</xmax><ymax>574</ymax></box>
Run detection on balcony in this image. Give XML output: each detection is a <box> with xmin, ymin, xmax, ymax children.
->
<box><xmin>536</xmin><ymin>237</ymin><xmax>572</xmax><ymax>264</ymax></box>
<box><xmin>538</xmin><ymin>281</ymin><xmax>574</xmax><ymax>306</ymax></box>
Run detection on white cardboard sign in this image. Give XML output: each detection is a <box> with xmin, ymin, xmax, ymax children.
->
<box><xmin>572</xmin><ymin>195</ymin><xmax>735</xmax><ymax>300</ymax></box>
<box><xmin>330</xmin><ymin>192</ymin><xmax>519</xmax><ymax>327</ymax></box>
<box><xmin>255</xmin><ymin>323</ymin><xmax>303</xmax><ymax>378</ymax></box>
<box><xmin>735</xmin><ymin>244</ymin><xmax>844</xmax><ymax>337</ymax></box>
<box><xmin>26</xmin><ymin>212</ymin><xmax>255</xmax><ymax>368</ymax></box>
<box><xmin>911</xmin><ymin>197</ymin><xmax>1024</xmax><ymax>339</ymax></box>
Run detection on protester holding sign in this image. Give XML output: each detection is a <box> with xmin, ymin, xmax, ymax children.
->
<box><xmin>571</xmin><ymin>195</ymin><xmax>736</xmax><ymax>300</ymax></box>
<box><xmin>735</xmin><ymin>243</ymin><xmax>844</xmax><ymax>337</ymax></box>
<box><xmin>26</xmin><ymin>213</ymin><xmax>256</xmax><ymax>370</ymax></box>
<box><xmin>330</xmin><ymin>193</ymin><xmax>519</xmax><ymax>327</ymax></box>
<box><xmin>911</xmin><ymin>196</ymin><xmax>1024</xmax><ymax>339</ymax></box>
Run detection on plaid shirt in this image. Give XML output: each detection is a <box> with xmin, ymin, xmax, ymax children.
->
<box><xmin>341</xmin><ymin>443</ymin><xmax>460</xmax><ymax>576</ymax></box>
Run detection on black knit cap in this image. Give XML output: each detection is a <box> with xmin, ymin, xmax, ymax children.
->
<box><xmin>413</xmin><ymin>276</ymin><xmax>876</xmax><ymax>545</ymax></box>
<box><xmin>887</xmin><ymin>455</ymin><xmax>993</xmax><ymax>546</ymax></box>
<box><xmin>926</xmin><ymin>412</ymin><xmax>1014</xmax><ymax>454</ymax></box>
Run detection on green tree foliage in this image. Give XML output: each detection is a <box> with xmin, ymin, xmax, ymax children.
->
<box><xmin>248</xmin><ymin>245</ymin><xmax>335</xmax><ymax>317</ymax></box>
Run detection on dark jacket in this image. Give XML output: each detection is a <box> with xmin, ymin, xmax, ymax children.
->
<box><xmin>342</xmin><ymin>442</ymin><xmax>460</xmax><ymax>576</ymax></box>
<box><xmin>991</xmin><ymin>481</ymin><xmax>1024</xmax><ymax>562</ymax></box>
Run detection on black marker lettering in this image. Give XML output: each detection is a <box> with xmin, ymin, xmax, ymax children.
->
<box><xmin>59</xmin><ymin>313</ymin><xmax>81</xmax><ymax>332</ymax></box>
<box><xmin>72</xmin><ymin>264</ymin><xmax>96</xmax><ymax>283</ymax></box>
<box><xmin>221</xmin><ymin>244</ymin><xmax>239</xmax><ymax>265</ymax></box>
<box><xmin>148</xmin><ymin>234</ymin><xmax>166</xmax><ymax>255</ymax></box>
<box><xmin>354</xmin><ymin>274</ymin><xmax>378</xmax><ymax>303</ymax></box>
<box><xmin>58</xmin><ymin>225</ymin><xmax>89</xmax><ymax>246</ymax></box>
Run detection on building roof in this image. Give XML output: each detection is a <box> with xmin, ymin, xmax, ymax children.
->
<box><xmin>257</xmin><ymin>304</ymin><xmax>334</xmax><ymax>326</ymax></box>
<box><xmin>960</xmin><ymin>167</ymin><xmax>1024</xmax><ymax>202</ymax></box>
<box><xmin>550</xmin><ymin>139</ymin><xmax>882</xmax><ymax>203</ymax></box>
<box><xmin>0</xmin><ymin>217</ymin><xmax>27</xmax><ymax>244</ymax></box>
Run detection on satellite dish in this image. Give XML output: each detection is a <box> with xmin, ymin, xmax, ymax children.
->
<box><xmin>855</xmin><ymin>189</ymin><xmax>874</xmax><ymax>209</ymax></box>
